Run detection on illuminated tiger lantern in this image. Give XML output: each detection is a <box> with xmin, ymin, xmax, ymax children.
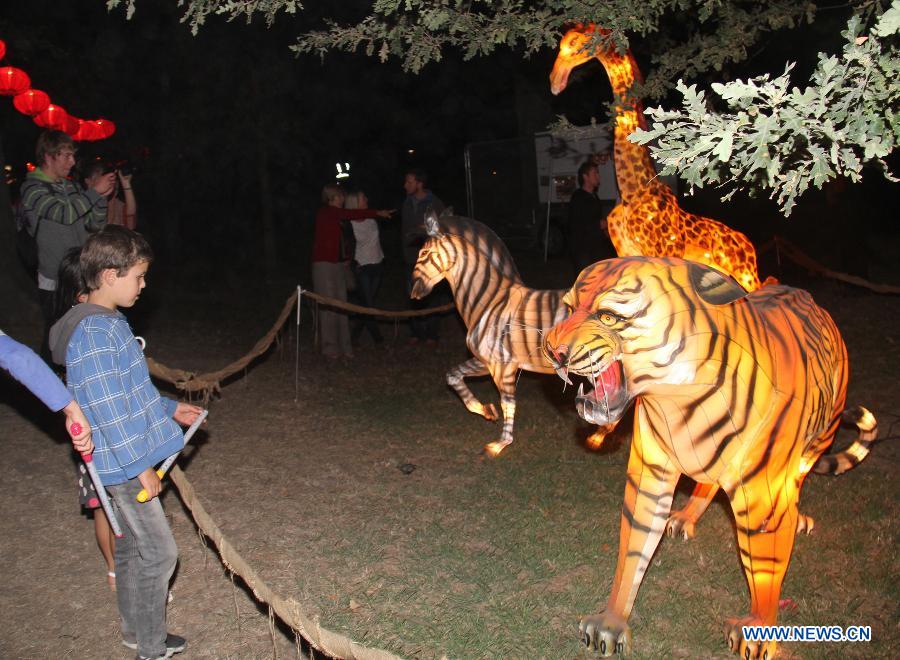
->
<box><xmin>550</xmin><ymin>24</ymin><xmax>762</xmax><ymax>292</ymax></box>
<box><xmin>543</xmin><ymin>257</ymin><xmax>878</xmax><ymax>658</ymax></box>
<box><xmin>410</xmin><ymin>209</ymin><xmax>608</xmax><ymax>456</ymax></box>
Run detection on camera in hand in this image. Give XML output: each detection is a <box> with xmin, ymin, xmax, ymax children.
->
<box><xmin>102</xmin><ymin>160</ymin><xmax>136</xmax><ymax>177</ymax></box>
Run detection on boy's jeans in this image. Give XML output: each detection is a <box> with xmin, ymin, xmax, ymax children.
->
<box><xmin>108</xmin><ymin>477</ymin><xmax>178</xmax><ymax>658</ymax></box>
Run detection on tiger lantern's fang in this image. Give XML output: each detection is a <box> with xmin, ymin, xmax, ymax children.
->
<box><xmin>573</xmin><ymin>360</ymin><xmax>628</xmax><ymax>426</ymax></box>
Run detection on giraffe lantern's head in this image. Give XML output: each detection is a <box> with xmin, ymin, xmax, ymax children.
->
<box><xmin>549</xmin><ymin>24</ymin><xmax>610</xmax><ymax>95</ymax></box>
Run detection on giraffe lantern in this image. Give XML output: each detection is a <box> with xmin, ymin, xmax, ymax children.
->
<box><xmin>550</xmin><ymin>24</ymin><xmax>762</xmax><ymax>292</ymax></box>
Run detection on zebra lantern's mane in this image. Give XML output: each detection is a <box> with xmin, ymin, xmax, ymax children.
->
<box><xmin>435</xmin><ymin>213</ymin><xmax>524</xmax><ymax>285</ymax></box>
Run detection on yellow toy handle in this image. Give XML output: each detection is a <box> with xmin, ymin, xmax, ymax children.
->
<box><xmin>135</xmin><ymin>409</ymin><xmax>208</xmax><ymax>502</ymax></box>
<box><xmin>136</xmin><ymin>468</ymin><xmax>166</xmax><ymax>503</ymax></box>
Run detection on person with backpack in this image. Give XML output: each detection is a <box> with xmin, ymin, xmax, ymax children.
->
<box><xmin>19</xmin><ymin>130</ymin><xmax>113</xmax><ymax>362</ymax></box>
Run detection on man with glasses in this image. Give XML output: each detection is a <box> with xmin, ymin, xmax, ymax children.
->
<box><xmin>20</xmin><ymin>130</ymin><xmax>114</xmax><ymax>361</ymax></box>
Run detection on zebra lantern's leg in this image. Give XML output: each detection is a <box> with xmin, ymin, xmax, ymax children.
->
<box><xmin>483</xmin><ymin>361</ymin><xmax>519</xmax><ymax>457</ymax></box>
<box><xmin>446</xmin><ymin>357</ymin><xmax>498</xmax><ymax>421</ymax></box>
<box><xmin>666</xmin><ymin>481</ymin><xmax>719</xmax><ymax>540</ymax></box>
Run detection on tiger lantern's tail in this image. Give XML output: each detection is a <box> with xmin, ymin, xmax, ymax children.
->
<box><xmin>813</xmin><ymin>406</ymin><xmax>879</xmax><ymax>476</ymax></box>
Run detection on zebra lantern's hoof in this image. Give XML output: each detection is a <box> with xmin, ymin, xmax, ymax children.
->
<box><xmin>483</xmin><ymin>440</ymin><xmax>510</xmax><ymax>457</ymax></box>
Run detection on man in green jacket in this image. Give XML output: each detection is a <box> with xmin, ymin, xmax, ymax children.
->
<box><xmin>19</xmin><ymin>129</ymin><xmax>114</xmax><ymax>360</ymax></box>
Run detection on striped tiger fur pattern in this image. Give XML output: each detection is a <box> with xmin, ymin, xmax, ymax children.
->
<box><xmin>410</xmin><ymin>209</ymin><xmax>607</xmax><ymax>456</ymax></box>
<box><xmin>542</xmin><ymin>257</ymin><xmax>878</xmax><ymax>658</ymax></box>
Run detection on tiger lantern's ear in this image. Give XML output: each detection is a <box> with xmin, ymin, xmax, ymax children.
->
<box><xmin>688</xmin><ymin>263</ymin><xmax>748</xmax><ymax>305</ymax></box>
<box><xmin>424</xmin><ymin>207</ymin><xmax>443</xmax><ymax>238</ymax></box>
<box><xmin>440</xmin><ymin>206</ymin><xmax>454</xmax><ymax>217</ymax></box>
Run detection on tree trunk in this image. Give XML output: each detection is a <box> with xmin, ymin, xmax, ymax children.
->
<box><xmin>0</xmin><ymin>135</ymin><xmax>41</xmax><ymax>332</ymax></box>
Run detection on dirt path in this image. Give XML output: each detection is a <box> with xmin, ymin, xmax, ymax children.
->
<box><xmin>2</xmin><ymin>256</ymin><xmax>898</xmax><ymax>659</ymax></box>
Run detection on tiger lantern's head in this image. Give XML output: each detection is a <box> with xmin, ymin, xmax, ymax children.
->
<box><xmin>542</xmin><ymin>257</ymin><xmax>747</xmax><ymax>426</ymax></box>
<box><xmin>410</xmin><ymin>208</ymin><xmax>454</xmax><ymax>300</ymax></box>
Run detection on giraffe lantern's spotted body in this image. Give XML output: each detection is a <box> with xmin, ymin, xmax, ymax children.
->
<box><xmin>550</xmin><ymin>25</ymin><xmax>762</xmax><ymax>292</ymax></box>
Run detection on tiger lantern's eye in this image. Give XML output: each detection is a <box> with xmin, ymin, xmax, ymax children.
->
<box><xmin>598</xmin><ymin>312</ymin><xmax>618</xmax><ymax>326</ymax></box>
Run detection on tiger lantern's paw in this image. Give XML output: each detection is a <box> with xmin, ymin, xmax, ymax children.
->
<box><xmin>665</xmin><ymin>510</ymin><xmax>697</xmax><ymax>541</ymax></box>
<box><xmin>796</xmin><ymin>513</ymin><xmax>815</xmax><ymax>535</ymax></box>
<box><xmin>579</xmin><ymin>612</ymin><xmax>632</xmax><ymax>656</ymax></box>
<box><xmin>724</xmin><ymin>616</ymin><xmax>776</xmax><ymax>659</ymax></box>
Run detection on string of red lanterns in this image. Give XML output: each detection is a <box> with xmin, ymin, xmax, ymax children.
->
<box><xmin>0</xmin><ymin>37</ymin><xmax>115</xmax><ymax>141</ymax></box>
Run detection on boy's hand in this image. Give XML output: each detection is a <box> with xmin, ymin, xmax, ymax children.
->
<box><xmin>173</xmin><ymin>402</ymin><xmax>205</xmax><ymax>427</ymax></box>
<box><xmin>137</xmin><ymin>467</ymin><xmax>161</xmax><ymax>501</ymax></box>
<box><xmin>63</xmin><ymin>400</ymin><xmax>94</xmax><ymax>454</ymax></box>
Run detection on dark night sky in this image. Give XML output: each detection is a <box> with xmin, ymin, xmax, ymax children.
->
<box><xmin>2</xmin><ymin>1</ymin><xmax>896</xmax><ymax>287</ymax></box>
<box><xmin>2</xmin><ymin>0</ymin><xmax>603</xmax><ymax>282</ymax></box>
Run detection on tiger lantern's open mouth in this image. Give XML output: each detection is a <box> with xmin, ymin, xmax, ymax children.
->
<box><xmin>573</xmin><ymin>358</ymin><xmax>629</xmax><ymax>426</ymax></box>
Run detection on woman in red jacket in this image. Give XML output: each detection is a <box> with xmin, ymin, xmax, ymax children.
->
<box><xmin>311</xmin><ymin>184</ymin><xmax>393</xmax><ymax>359</ymax></box>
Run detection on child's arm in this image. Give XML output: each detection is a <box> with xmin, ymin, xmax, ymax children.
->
<box><xmin>0</xmin><ymin>332</ymin><xmax>93</xmax><ymax>452</ymax></box>
<box><xmin>0</xmin><ymin>332</ymin><xmax>72</xmax><ymax>411</ymax></box>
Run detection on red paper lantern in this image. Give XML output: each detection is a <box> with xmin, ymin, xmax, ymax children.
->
<box><xmin>0</xmin><ymin>40</ymin><xmax>6</xmax><ymax>62</ymax></box>
<box><xmin>0</xmin><ymin>66</ymin><xmax>30</xmax><ymax>96</ymax></box>
<box><xmin>63</xmin><ymin>114</ymin><xmax>81</xmax><ymax>137</ymax></box>
<box><xmin>93</xmin><ymin>118</ymin><xmax>116</xmax><ymax>139</ymax></box>
<box><xmin>34</xmin><ymin>104</ymin><xmax>69</xmax><ymax>130</ymax></box>
<box><xmin>13</xmin><ymin>88</ymin><xmax>50</xmax><ymax>116</ymax></box>
<box><xmin>74</xmin><ymin>119</ymin><xmax>102</xmax><ymax>141</ymax></box>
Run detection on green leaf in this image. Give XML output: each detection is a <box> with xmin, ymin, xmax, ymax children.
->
<box><xmin>711</xmin><ymin>130</ymin><xmax>734</xmax><ymax>163</ymax></box>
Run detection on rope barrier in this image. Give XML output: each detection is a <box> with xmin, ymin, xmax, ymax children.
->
<box><xmin>169</xmin><ymin>465</ymin><xmax>403</xmax><ymax>660</ymax></box>
<box><xmin>146</xmin><ymin>254</ymin><xmax>894</xmax><ymax>659</ymax></box>
<box><xmin>145</xmin><ymin>287</ymin><xmax>457</xmax><ymax>402</ymax></box>
<box><xmin>145</xmin><ymin>242</ymin><xmax>898</xmax><ymax>401</ymax></box>
<box><xmin>758</xmin><ymin>236</ymin><xmax>900</xmax><ymax>294</ymax></box>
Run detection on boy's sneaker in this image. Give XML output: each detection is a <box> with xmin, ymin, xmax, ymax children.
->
<box><xmin>124</xmin><ymin>633</ymin><xmax>187</xmax><ymax>657</ymax></box>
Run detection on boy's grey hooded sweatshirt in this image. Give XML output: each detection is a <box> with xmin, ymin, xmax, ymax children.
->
<box><xmin>48</xmin><ymin>303</ymin><xmax>182</xmax><ymax>486</ymax></box>
<box><xmin>48</xmin><ymin>303</ymin><xmax>116</xmax><ymax>366</ymax></box>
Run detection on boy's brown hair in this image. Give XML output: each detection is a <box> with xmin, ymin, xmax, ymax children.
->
<box><xmin>80</xmin><ymin>225</ymin><xmax>154</xmax><ymax>292</ymax></box>
<box><xmin>36</xmin><ymin>129</ymin><xmax>75</xmax><ymax>164</ymax></box>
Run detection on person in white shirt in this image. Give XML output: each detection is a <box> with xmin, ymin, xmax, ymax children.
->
<box><xmin>345</xmin><ymin>190</ymin><xmax>385</xmax><ymax>345</ymax></box>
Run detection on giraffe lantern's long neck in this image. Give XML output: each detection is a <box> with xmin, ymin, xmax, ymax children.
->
<box><xmin>597</xmin><ymin>51</ymin><xmax>661</xmax><ymax>203</ymax></box>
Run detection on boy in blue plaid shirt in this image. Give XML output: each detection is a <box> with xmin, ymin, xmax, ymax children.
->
<box><xmin>49</xmin><ymin>226</ymin><xmax>204</xmax><ymax>660</ymax></box>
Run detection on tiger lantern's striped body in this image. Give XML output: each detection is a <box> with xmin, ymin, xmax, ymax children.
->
<box><xmin>411</xmin><ymin>211</ymin><xmax>604</xmax><ymax>456</ymax></box>
<box><xmin>542</xmin><ymin>257</ymin><xmax>877</xmax><ymax>658</ymax></box>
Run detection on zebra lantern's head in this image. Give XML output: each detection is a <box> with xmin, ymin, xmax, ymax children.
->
<box><xmin>410</xmin><ymin>208</ymin><xmax>452</xmax><ymax>300</ymax></box>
